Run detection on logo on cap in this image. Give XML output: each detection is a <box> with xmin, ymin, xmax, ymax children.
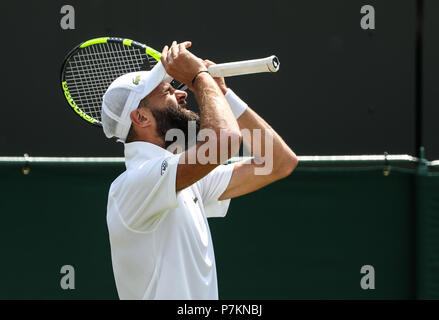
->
<box><xmin>132</xmin><ymin>75</ymin><xmax>140</xmax><ymax>85</ymax></box>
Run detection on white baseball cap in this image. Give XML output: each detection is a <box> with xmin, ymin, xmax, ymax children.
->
<box><xmin>101</xmin><ymin>61</ymin><xmax>172</xmax><ymax>142</ymax></box>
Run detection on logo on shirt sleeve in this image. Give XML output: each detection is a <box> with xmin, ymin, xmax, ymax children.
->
<box><xmin>160</xmin><ymin>159</ymin><xmax>168</xmax><ymax>176</ymax></box>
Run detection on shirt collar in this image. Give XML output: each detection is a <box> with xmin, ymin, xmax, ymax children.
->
<box><xmin>124</xmin><ymin>141</ymin><xmax>174</xmax><ymax>170</ymax></box>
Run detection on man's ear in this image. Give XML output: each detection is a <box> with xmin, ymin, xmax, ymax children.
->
<box><xmin>130</xmin><ymin>108</ymin><xmax>152</xmax><ymax>128</ymax></box>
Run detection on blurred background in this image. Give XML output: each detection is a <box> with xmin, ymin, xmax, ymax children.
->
<box><xmin>0</xmin><ymin>0</ymin><xmax>438</xmax><ymax>299</ymax></box>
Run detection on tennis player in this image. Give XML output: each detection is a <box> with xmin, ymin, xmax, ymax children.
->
<box><xmin>101</xmin><ymin>41</ymin><xmax>298</xmax><ymax>299</ymax></box>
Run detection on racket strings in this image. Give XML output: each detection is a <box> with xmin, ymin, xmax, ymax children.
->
<box><xmin>68</xmin><ymin>44</ymin><xmax>145</xmax><ymax>119</ymax></box>
<box><xmin>64</xmin><ymin>43</ymin><xmax>157</xmax><ymax>122</ymax></box>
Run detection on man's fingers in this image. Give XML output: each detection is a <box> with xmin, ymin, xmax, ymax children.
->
<box><xmin>166</xmin><ymin>41</ymin><xmax>174</xmax><ymax>62</ymax></box>
<box><xmin>204</xmin><ymin>59</ymin><xmax>216</xmax><ymax>67</ymax></box>
<box><xmin>159</xmin><ymin>40</ymin><xmax>204</xmax><ymax>87</ymax></box>
<box><xmin>170</xmin><ymin>40</ymin><xmax>179</xmax><ymax>59</ymax></box>
<box><xmin>161</xmin><ymin>45</ymin><xmax>169</xmax><ymax>67</ymax></box>
<box><xmin>178</xmin><ymin>42</ymin><xmax>187</xmax><ymax>53</ymax></box>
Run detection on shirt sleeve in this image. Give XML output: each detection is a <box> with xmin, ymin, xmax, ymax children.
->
<box><xmin>115</xmin><ymin>154</ymin><xmax>180</xmax><ymax>231</ymax></box>
<box><xmin>196</xmin><ymin>163</ymin><xmax>236</xmax><ymax>218</ymax></box>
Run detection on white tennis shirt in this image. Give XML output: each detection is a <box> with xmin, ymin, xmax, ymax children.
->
<box><xmin>106</xmin><ymin>141</ymin><xmax>235</xmax><ymax>300</ymax></box>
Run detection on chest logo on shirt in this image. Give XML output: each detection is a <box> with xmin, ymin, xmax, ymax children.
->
<box><xmin>160</xmin><ymin>159</ymin><xmax>168</xmax><ymax>176</ymax></box>
<box><xmin>193</xmin><ymin>197</ymin><xmax>198</xmax><ymax>204</ymax></box>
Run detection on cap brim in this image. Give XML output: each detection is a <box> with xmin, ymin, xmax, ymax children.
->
<box><xmin>139</xmin><ymin>61</ymin><xmax>173</xmax><ymax>98</ymax></box>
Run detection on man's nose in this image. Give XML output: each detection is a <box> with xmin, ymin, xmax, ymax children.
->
<box><xmin>175</xmin><ymin>90</ymin><xmax>187</xmax><ymax>100</ymax></box>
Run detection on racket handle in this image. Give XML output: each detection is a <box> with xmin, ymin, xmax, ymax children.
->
<box><xmin>207</xmin><ymin>55</ymin><xmax>280</xmax><ymax>78</ymax></box>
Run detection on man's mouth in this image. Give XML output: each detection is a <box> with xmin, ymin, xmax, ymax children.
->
<box><xmin>179</xmin><ymin>100</ymin><xmax>187</xmax><ymax>109</ymax></box>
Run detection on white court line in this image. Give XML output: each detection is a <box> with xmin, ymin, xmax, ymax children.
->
<box><xmin>0</xmin><ymin>154</ymin><xmax>423</xmax><ymax>164</ymax></box>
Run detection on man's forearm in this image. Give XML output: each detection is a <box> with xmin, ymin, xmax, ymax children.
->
<box><xmin>194</xmin><ymin>74</ymin><xmax>238</xmax><ymax>132</ymax></box>
<box><xmin>236</xmin><ymin>102</ymin><xmax>297</xmax><ymax>177</ymax></box>
<box><xmin>193</xmin><ymin>74</ymin><xmax>241</xmax><ymax>162</ymax></box>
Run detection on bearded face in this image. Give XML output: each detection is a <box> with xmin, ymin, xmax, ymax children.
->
<box><xmin>149</xmin><ymin>103</ymin><xmax>200</xmax><ymax>150</ymax></box>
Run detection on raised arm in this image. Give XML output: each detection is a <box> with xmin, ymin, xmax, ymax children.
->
<box><xmin>160</xmin><ymin>41</ymin><xmax>242</xmax><ymax>191</ymax></box>
<box><xmin>200</xmin><ymin>61</ymin><xmax>298</xmax><ymax>200</ymax></box>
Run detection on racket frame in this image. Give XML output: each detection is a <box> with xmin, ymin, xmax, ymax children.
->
<box><xmin>60</xmin><ymin>37</ymin><xmax>162</xmax><ymax>127</ymax></box>
<box><xmin>60</xmin><ymin>36</ymin><xmax>280</xmax><ymax>128</ymax></box>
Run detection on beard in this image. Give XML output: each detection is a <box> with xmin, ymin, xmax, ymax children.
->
<box><xmin>150</xmin><ymin>103</ymin><xmax>200</xmax><ymax>151</ymax></box>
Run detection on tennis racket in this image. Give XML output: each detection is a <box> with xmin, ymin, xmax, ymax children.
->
<box><xmin>60</xmin><ymin>37</ymin><xmax>280</xmax><ymax>127</ymax></box>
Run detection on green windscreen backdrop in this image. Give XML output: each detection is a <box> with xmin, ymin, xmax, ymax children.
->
<box><xmin>0</xmin><ymin>161</ymin><xmax>438</xmax><ymax>299</ymax></box>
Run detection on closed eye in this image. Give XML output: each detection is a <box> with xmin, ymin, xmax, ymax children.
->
<box><xmin>164</xmin><ymin>86</ymin><xmax>172</xmax><ymax>93</ymax></box>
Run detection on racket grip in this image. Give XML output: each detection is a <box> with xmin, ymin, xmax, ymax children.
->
<box><xmin>207</xmin><ymin>55</ymin><xmax>280</xmax><ymax>78</ymax></box>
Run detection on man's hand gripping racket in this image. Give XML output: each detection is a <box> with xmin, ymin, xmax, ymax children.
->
<box><xmin>60</xmin><ymin>37</ymin><xmax>280</xmax><ymax>127</ymax></box>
